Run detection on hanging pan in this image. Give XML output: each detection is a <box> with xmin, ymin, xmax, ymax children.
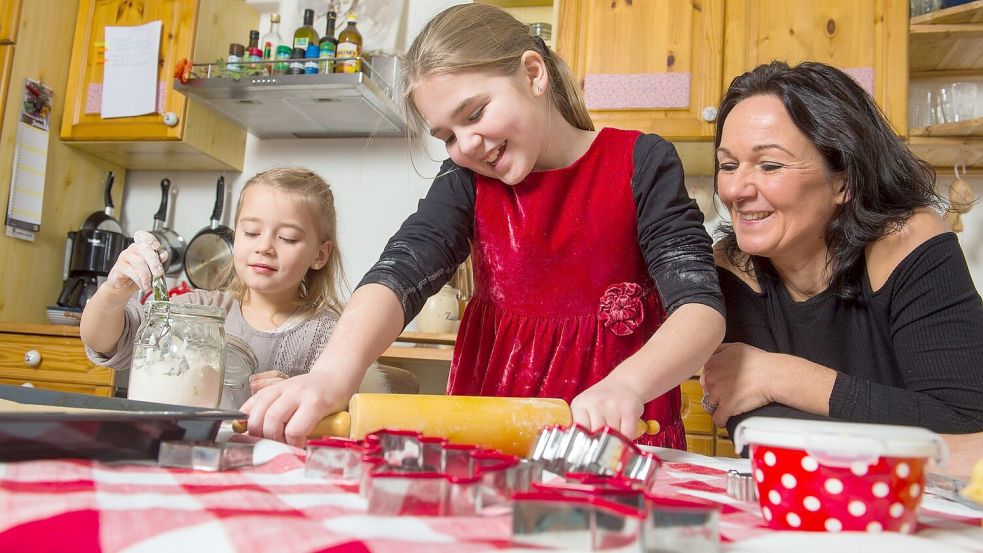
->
<box><xmin>148</xmin><ymin>178</ymin><xmax>187</xmax><ymax>275</ymax></box>
<box><xmin>183</xmin><ymin>176</ymin><xmax>234</xmax><ymax>290</ymax></box>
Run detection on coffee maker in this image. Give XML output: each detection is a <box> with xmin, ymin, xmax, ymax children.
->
<box><xmin>57</xmin><ymin>173</ymin><xmax>132</xmax><ymax>310</ymax></box>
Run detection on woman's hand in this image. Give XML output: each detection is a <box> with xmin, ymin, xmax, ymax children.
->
<box><xmin>571</xmin><ymin>376</ymin><xmax>645</xmax><ymax>438</ymax></box>
<box><xmin>700</xmin><ymin>342</ymin><xmax>783</xmax><ymax>428</ymax></box>
<box><xmin>248</xmin><ymin>370</ymin><xmax>289</xmax><ymax>395</ymax></box>
<box><xmin>105</xmin><ymin>230</ymin><xmax>167</xmax><ymax>299</ymax></box>
<box><xmin>240</xmin><ymin>371</ymin><xmax>351</xmax><ymax>448</ymax></box>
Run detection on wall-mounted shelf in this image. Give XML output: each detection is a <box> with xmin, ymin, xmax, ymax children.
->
<box><xmin>173</xmin><ymin>55</ymin><xmax>407</xmax><ymax>139</ymax></box>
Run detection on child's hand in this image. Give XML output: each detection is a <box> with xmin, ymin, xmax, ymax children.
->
<box><xmin>105</xmin><ymin>230</ymin><xmax>168</xmax><ymax>297</ymax></box>
<box><xmin>571</xmin><ymin>378</ymin><xmax>645</xmax><ymax>438</ymax></box>
<box><xmin>241</xmin><ymin>371</ymin><xmax>351</xmax><ymax>447</ymax></box>
<box><xmin>249</xmin><ymin>370</ymin><xmax>289</xmax><ymax>395</ymax></box>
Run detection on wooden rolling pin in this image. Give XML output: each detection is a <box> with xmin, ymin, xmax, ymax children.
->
<box><xmin>233</xmin><ymin>393</ymin><xmax>660</xmax><ymax>456</ymax></box>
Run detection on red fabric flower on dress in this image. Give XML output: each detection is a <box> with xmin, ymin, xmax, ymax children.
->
<box><xmin>597</xmin><ymin>282</ymin><xmax>645</xmax><ymax>336</ymax></box>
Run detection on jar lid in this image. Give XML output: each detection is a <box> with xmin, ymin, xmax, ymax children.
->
<box><xmin>225</xmin><ymin>335</ymin><xmax>258</xmax><ymax>386</ymax></box>
<box><xmin>734</xmin><ymin>417</ymin><xmax>947</xmax><ymax>465</ymax></box>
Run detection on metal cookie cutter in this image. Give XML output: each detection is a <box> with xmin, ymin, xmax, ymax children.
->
<box><xmin>305</xmin><ymin>428</ymin><xmax>535</xmax><ymax>516</ymax></box>
<box><xmin>512</xmin><ymin>479</ymin><xmax>720</xmax><ymax>552</ymax></box>
<box><xmin>158</xmin><ymin>440</ymin><xmax>254</xmax><ymax>471</ymax></box>
<box><xmin>527</xmin><ymin>425</ymin><xmax>662</xmax><ymax>491</ymax></box>
<box><xmin>726</xmin><ymin>470</ymin><xmax>758</xmax><ymax>503</ymax></box>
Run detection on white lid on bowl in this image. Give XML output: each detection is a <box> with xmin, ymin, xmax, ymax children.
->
<box><xmin>734</xmin><ymin>417</ymin><xmax>948</xmax><ymax>467</ymax></box>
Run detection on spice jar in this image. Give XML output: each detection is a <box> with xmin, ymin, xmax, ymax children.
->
<box><xmin>129</xmin><ymin>301</ymin><xmax>227</xmax><ymax>408</ymax></box>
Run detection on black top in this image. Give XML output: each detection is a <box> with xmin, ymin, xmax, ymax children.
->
<box><xmin>359</xmin><ymin>133</ymin><xmax>724</xmax><ymax>326</ymax></box>
<box><xmin>720</xmin><ymin>233</ymin><xmax>983</xmax><ymax>439</ymax></box>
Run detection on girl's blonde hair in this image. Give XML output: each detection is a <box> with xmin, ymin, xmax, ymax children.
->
<box><xmin>218</xmin><ymin>167</ymin><xmax>347</xmax><ymax>317</ymax></box>
<box><xmin>401</xmin><ymin>3</ymin><xmax>593</xmax><ymax>135</ymax></box>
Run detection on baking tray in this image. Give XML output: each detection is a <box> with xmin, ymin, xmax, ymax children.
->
<box><xmin>0</xmin><ymin>385</ymin><xmax>244</xmax><ymax>462</ymax></box>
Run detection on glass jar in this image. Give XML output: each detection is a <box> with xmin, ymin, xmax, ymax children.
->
<box><xmin>220</xmin><ymin>335</ymin><xmax>258</xmax><ymax>411</ymax></box>
<box><xmin>129</xmin><ymin>301</ymin><xmax>227</xmax><ymax>408</ymax></box>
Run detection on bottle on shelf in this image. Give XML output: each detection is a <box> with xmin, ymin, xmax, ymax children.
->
<box><xmin>293</xmin><ymin>8</ymin><xmax>320</xmax><ymax>52</ymax></box>
<box><xmin>261</xmin><ymin>13</ymin><xmax>284</xmax><ymax>74</ymax></box>
<box><xmin>227</xmin><ymin>43</ymin><xmax>245</xmax><ymax>73</ymax></box>
<box><xmin>288</xmin><ymin>47</ymin><xmax>306</xmax><ymax>75</ymax></box>
<box><xmin>319</xmin><ymin>9</ymin><xmax>338</xmax><ymax>74</ymax></box>
<box><xmin>305</xmin><ymin>44</ymin><xmax>320</xmax><ymax>74</ymax></box>
<box><xmin>246</xmin><ymin>30</ymin><xmax>263</xmax><ymax>73</ymax></box>
<box><xmin>334</xmin><ymin>12</ymin><xmax>362</xmax><ymax>73</ymax></box>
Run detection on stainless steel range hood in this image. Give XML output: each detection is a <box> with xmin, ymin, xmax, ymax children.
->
<box><xmin>174</xmin><ymin>55</ymin><xmax>407</xmax><ymax>139</ymax></box>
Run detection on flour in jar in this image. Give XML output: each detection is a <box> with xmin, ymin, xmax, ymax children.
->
<box><xmin>129</xmin><ymin>334</ymin><xmax>222</xmax><ymax>408</ymax></box>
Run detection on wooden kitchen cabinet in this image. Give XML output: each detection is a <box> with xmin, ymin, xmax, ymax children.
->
<box><xmin>556</xmin><ymin>0</ymin><xmax>725</xmax><ymax>141</ymax></box>
<box><xmin>0</xmin><ymin>323</ymin><xmax>115</xmax><ymax>397</ymax></box>
<box><xmin>0</xmin><ymin>0</ymin><xmax>20</xmax><ymax>44</ymax></box>
<box><xmin>724</xmin><ymin>0</ymin><xmax>909</xmax><ymax>134</ymax></box>
<box><xmin>60</xmin><ymin>0</ymin><xmax>256</xmax><ymax>171</ymax></box>
<box><xmin>680</xmin><ymin>377</ymin><xmax>737</xmax><ymax>458</ymax></box>
<box><xmin>908</xmin><ymin>1</ymin><xmax>983</xmax><ymax>169</ymax></box>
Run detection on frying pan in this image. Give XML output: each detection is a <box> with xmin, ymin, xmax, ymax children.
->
<box><xmin>148</xmin><ymin>178</ymin><xmax>186</xmax><ymax>275</ymax></box>
<box><xmin>81</xmin><ymin>172</ymin><xmax>123</xmax><ymax>232</ymax></box>
<box><xmin>183</xmin><ymin>176</ymin><xmax>234</xmax><ymax>290</ymax></box>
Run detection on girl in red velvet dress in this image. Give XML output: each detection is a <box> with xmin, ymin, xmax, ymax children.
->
<box><xmin>243</xmin><ymin>4</ymin><xmax>726</xmax><ymax>449</ymax></box>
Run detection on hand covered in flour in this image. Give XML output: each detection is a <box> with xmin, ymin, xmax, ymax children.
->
<box><xmin>700</xmin><ymin>342</ymin><xmax>782</xmax><ymax>428</ymax></box>
<box><xmin>104</xmin><ymin>230</ymin><xmax>168</xmax><ymax>298</ymax></box>
<box><xmin>571</xmin><ymin>376</ymin><xmax>645</xmax><ymax>438</ymax></box>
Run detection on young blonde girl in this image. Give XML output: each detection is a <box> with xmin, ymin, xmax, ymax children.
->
<box><xmin>81</xmin><ymin>168</ymin><xmax>414</xmax><ymax>407</ymax></box>
<box><xmin>243</xmin><ymin>4</ymin><xmax>725</xmax><ymax>448</ymax></box>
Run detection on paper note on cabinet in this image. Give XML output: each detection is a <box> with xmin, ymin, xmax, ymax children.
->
<box><xmin>101</xmin><ymin>21</ymin><xmax>161</xmax><ymax>118</ymax></box>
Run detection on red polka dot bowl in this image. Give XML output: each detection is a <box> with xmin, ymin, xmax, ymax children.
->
<box><xmin>733</xmin><ymin>417</ymin><xmax>947</xmax><ymax>534</ymax></box>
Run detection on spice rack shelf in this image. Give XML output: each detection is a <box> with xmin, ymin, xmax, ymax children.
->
<box><xmin>173</xmin><ymin>55</ymin><xmax>407</xmax><ymax>139</ymax></box>
<box><xmin>907</xmin><ymin>0</ymin><xmax>983</xmax><ymax>169</ymax></box>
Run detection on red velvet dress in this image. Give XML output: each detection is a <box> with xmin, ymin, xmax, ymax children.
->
<box><xmin>448</xmin><ymin>128</ymin><xmax>685</xmax><ymax>449</ymax></box>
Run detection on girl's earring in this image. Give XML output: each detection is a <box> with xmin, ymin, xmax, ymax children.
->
<box><xmin>536</xmin><ymin>85</ymin><xmax>543</xmax><ymax>94</ymax></box>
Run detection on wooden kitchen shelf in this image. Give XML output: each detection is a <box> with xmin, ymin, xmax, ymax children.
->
<box><xmin>478</xmin><ymin>0</ymin><xmax>551</xmax><ymax>7</ymax></box>
<box><xmin>910</xmin><ymin>1</ymin><xmax>983</xmax><ymax>73</ymax></box>
<box><xmin>908</xmin><ymin>136</ymin><xmax>983</xmax><ymax>168</ymax></box>
<box><xmin>911</xmin><ymin>116</ymin><xmax>983</xmax><ymax>137</ymax></box>
<box><xmin>380</xmin><ymin>346</ymin><xmax>453</xmax><ymax>364</ymax></box>
<box><xmin>395</xmin><ymin>332</ymin><xmax>456</xmax><ymax>346</ymax></box>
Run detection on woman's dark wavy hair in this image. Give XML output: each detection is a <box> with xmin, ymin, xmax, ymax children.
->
<box><xmin>714</xmin><ymin>61</ymin><xmax>943</xmax><ymax>299</ymax></box>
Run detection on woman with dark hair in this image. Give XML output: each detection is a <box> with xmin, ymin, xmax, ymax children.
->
<box><xmin>701</xmin><ymin>61</ymin><xmax>983</xmax><ymax>441</ymax></box>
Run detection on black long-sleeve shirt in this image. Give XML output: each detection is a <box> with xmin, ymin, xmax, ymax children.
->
<box><xmin>720</xmin><ymin>233</ymin><xmax>983</xmax><ymax>439</ymax></box>
<box><xmin>358</xmin><ymin>133</ymin><xmax>724</xmax><ymax>326</ymax></box>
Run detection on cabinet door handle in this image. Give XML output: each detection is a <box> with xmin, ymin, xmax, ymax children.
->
<box><xmin>23</xmin><ymin>350</ymin><xmax>41</xmax><ymax>367</ymax></box>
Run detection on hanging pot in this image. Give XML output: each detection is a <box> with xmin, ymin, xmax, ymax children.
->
<box><xmin>183</xmin><ymin>176</ymin><xmax>234</xmax><ymax>290</ymax></box>
<box><xmin>148</xmin><ymin>178</ymin><xmax>186</xmax><ymax>275</ymax></box>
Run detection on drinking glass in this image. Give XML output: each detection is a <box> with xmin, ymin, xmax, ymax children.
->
<box><xmin>950</xmin><ymin>82</ymin><xmax>979</xmax><ymax>121</ymax></box>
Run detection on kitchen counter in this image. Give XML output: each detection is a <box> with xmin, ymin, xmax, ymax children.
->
<box><xmin>0</xmin><ymin>322</ymin><xmax>81</xmax><ymax>338</ymax></box>
<box><xmin>0</xmin><ymin>437</ymin><xmax>978</xmax><ymax>551</ymax></box>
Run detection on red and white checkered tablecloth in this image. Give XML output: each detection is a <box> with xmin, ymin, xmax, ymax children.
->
<box><xmin>0</xmin><ymin>439</ymin><xmax>980</xmax><ymax>553</ymax></box>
